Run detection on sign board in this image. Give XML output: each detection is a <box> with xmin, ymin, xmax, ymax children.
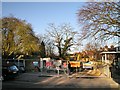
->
<box><xmin>46</xmin><ymin>62</ymin><xmax>52</xmax><ymax>67</ymax></box>
<box><xmin>63</xmin><ymin>62</ymin><xmax>67</xmax><ymax>68</ymax></box>
<box><xmin>70</xmin><ymin>61</ymin><xmax>80</xmax><ymax>67</ymax></box>
<box><xmin>54</xmin><ymin>60</ymin><xmax>62</xmax><ymax>67</ymax></box>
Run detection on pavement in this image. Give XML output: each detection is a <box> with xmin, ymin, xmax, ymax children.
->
<box><xmin>2</xmin><ymin>62</ymin><xmax>120</xmax><ymax>89</ymax></box>
<box><xmin>2</xmin><ymin>70</ymin><xmax>119</xmax><ymax>89</ymax></box>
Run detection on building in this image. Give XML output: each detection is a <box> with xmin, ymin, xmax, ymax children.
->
<box><xmin>101</xmin><ymin>46</ymin><xmax>120</xmax><ymax>64</ymax></box>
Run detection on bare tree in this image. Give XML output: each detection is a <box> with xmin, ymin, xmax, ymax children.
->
<box><xmin>37</xmin><ymin>34</ymin><xmax>55</xmax><ymax>58</ymax></box>
<box><xmin>84</xmin><ymin>42</ymin><xmax>101</xmax><ymax>60</ymax></box>
<box><xmin>46</xmin><ymin>23</ymin><xmax>77</xmax><ymax>59</ymax></box>
<box><xmin>43</xmin><ymin>35</ymin><xmax>55</xmax><ymax>57</ymax></box>
<box><xmin>77</xmin><ymin>2</ymin><xmax>120</xmax><ymax>42</ymax></box>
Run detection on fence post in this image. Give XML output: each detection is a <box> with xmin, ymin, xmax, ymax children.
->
<box><xmin>103</xmin><ymin>64</ymin><xmax>111</xmax><ymax>78</ymax></box>
<box><xmin>67</xmin><ymin>60</ymin><xmax>69</xmax><ymax>75</ymax></box>
<box><xmin>23</xmin><ymin>60</ymin><xmax>25</xmax><ymax>68</ymax></box>
<box><xmin>40</xmin><ymin>58</ymin><xmax>43</xmax><ymax>75</ymax></box>
<box><xmin>57</xmin><ymin>67</ymin><xmax>60</xmax><ymax>76</ymax></box>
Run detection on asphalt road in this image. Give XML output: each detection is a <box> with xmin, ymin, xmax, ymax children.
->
<box><xmin>2</xmin><ymin>72</ymin><xmax>119</xmax><ymax>89</ymax></box>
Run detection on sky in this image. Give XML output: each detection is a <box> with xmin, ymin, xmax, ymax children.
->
<box><xmin>2</xmin><ymin>2</ymin><xmax>118</xmax><ymax>52</ymax></box>
<box><xmin>2</xmin><ymin>0</ymin><xmax>88</xmax><ymax>2</ymax></box>
<box><xmin>2</xmin><ymin>2</ymin><xmax>85</xmax><ymax>35</ymax></box>
<box><xmin>2</xmin><ymin>0</ymin><xmax>119</xmax><ymax>2</ymax></box>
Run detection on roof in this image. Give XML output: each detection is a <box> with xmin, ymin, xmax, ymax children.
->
<box><xmin>101</xmin><ymin>51</ymin><xmax>120</xmax><ymax>54</ymax></box>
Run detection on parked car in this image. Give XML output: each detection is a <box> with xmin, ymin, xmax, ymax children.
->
<box><xmin>2</xmin><ymin>62</ymin><xmax>19</xmax><ymax>80</ymax></box>
<box><xmin>83</xmin><ymin>61</ymin><xmax>94</xmax><ymax>70</ymax></box>
<box><xmin>15</xmin><ymin>62</ymin><xmax>25</xmax><ymax>73</ymax></box>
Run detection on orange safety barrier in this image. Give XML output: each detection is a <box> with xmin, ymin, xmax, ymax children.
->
<box><xmin>70</xmin><ymin>61</ymin><xmax>80</xmax><ymax>67</ymax></box>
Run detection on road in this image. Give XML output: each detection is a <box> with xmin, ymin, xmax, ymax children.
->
<box><xmin>2</xmin><ymin>71</ymin><xmax>119</xmax><ymax>89</ymax></box>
